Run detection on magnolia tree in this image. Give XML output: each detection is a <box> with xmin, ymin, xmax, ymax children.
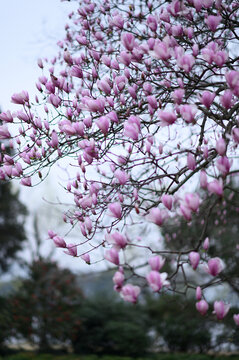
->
<box><xmin>1</xmin><ymin>0</ymin><xmax>239</xmax><ymax>323</ymax></box>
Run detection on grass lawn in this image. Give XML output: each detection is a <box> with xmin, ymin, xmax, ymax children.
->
<box><xmin>1</xmin><ymin>354</ymin><xmax>239</xmax><ymax>360</ymax></box>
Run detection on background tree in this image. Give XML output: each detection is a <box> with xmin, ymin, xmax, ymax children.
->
<box><xmin>9</xmin><ymin>259</ymin><xmax>83</xmax><ymax>352</ymax></box>
<box><xmin>72</xmin><ymin>294</ymin><xmax>151</xmax><ymax>356</ymax></box>
<box><xmin>0</xmin><ymin>0</ymin><xmax>239</xmax><ymax>322</ymax></box>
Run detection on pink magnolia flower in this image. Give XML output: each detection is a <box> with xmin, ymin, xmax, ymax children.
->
<box><xmin>205</xmin><ymin>257</ymin><xmax>224</xmax><ymax>276</ymax></box>
<box><xmin>114</xmin><ymin>169</ymin><xmax>129</xmax><ymax>185</ymax></box>
<box><xmin>187</xmin><ymin>153</ymin><xmax>196</xmax><ymax>170</ymax></box>
<box><xmin>120</xmin><ymin>284</ymin><xmax>140</xmax><ymax>303</ymax></box>
<box><xmin>184</xmin><ymin>193</ymin><xmax>200</xmax><ymax>212</ymax></box>
<box><xmin>70</xmin><ymin>65</ymin><xmax>83</xmax><ymax>78</ymax></box>
<box><xmin>216</xmin><ymin>137</ymin><xmax>226</xmax><ymax>156</ymax></box>
<box><xmin>207</xmin><ymin>179</ymin><xmax>223</xmax><ymax>196</ymax></box>
<box><xmin>213</xmin><ymin>301</ymin><xmax>230</xmax><ymax>320</ymax></box>
<box><xmin>106</xmin><ymin>232</ymin><xmax>127</xmax><ymax>249</ymax></box>
<box><xmin>200</xmin><ymin>170</ymin><xmax>208</xmax><ymax>189</ymax></box>
<box><xmin>189</xmin><ymin>251</ymin><xmax>200</xmax><ymax>270</ymax></box>
<box><xmin>196</xmin><ymin>300</ymin><xmax>209</xmax><ymax>316</ymax></box>
<box><xmin>121</xmin><ymin>33</ymin><xmax>135</xmax><ymax>51</ymax></box>
<box><xmin>153</xmin><ymin>40</ymin><xmax>171</xmax><ymax>61</ymax></box>
<box><xmin>200</xmin><ymin>91</ymin><xmax>215</xmax><ymax>109</ymax></box>
<box><xmin>196</xmin><ymin>286</ymin><xmax>202</xmax><ymax>301</ymax></box>
<box><xmin>172</xmin><ymin>89</ymin><xmax>185</xmax><ymax>104</ymax></box>
<box><xmin>64</xmin><ymin>243</ymin><xmax>77</xmax><ymax>257</ymax></box>
<box><xmin>216</xmin><ymin>156</ymin><xmax>231</xmax><ymax>176</ymax></box>
<box><xmin>104</xmin><ymin>248</ymin><xmax>120</xmax><ymax>265</ymax></box>
<box><xmin>0</xmin><ymin>110</ymin><xmax>13</xmax><ymax>123</ymax></box>
<box><xmin>203</xmin><ymin>237</ymin><xmax>209</xmax><ymax>251</ymax></box>
<box><xmin>20</xmin><ymin>177</ymin><xmax>32</xmax><ymax>187</ymax></box>
<box><xmin>177</xmin><ymin>54</ymin><xmax>195</xmax><ymax>73</ymax></box>
<box><xmin>147</xmin><ymin>15</ymin><xmax>158</xmax><ymax>31</ymax></box>
<box><xmin>108</xmin><ymin>202</ymin><xmax>122</xmax><ymax>219</ymax></box>
<box><xmin>180</xmin><ymin>204</ymin><xmax>192</xmax><ymax>221</ymax></box>
<box><xmin>113</xmin><ymin>271</ymin><xmax>124</xmax><ymax>291</ymax></box>
<box><xmin>96</xmin><ymin>116</ymin><xmax>110</xmax><ymax>135</ymax></box>
<box><xmin>225</xmin><ymin>71</ymin><xmax>239</xmax><ymax>95</ymax></box>
<box><xmin>0</xmin><ymin>125</ymin><xmax>11</xmax><ymax>139</ymax></box>
<box><xmin>124</xmin><ymin>115</ymin><xmax>141</xmax><ymax>140</ymax></box>
<box><xmin>232</xmin><ymin>128</ymin><xmax>239</xmax><ymax>144</ymax></box>
<box><xmin>11</xmin><ymin>90</ymin><xmax>29</xmax><ymax>105</ymax></box>
<box><xmin>205</xmin><ymin>15</ymin><xmax>221</xmax><ymax>32</ymax></box>
<box><xmin>112</xmin><ymin>14</ymin><xmax>124</xmax><ymax>29</ymax></box>
<box><xmin>180</xmin><ymin>104</ymin><xmax>197</xmax><ymax>123</ymax></box>
<box><xmin>158</xmin><ymin>110</ymin><xmax>177</xmax><ymax>126</ymax></box>
<box><xmin>53</xmin><ymin>236</ymin><xmax>66</xmax><ymax>248</ymax></box>
<box><xmin>97</xmin><ymin>78</ymin><xmax>111</xmax><ymax>95</ymax></box>
<box><xmin>146</xmin><ymin>271</ymin><xmax>169</xmax><ymax>292</ymax></box>
<box><xmin>162</xmin><ymin>194</ymin><xmax>173</xmax><ymax>210</ymax></box>
<box><xmin>147</xmin><ymin>208</ymin><xmax>168</xmax><ymax>226</ymax></box>
<box><xmin>220</xmin><ymin>90</ymin><xmax>233</xmax><ymax>109</ymax></box>
<box><xmin>233</xmin><ymin>314</ymin><xmax>239</xmax><ymax>326</ymax></box>
<box><xmin>148</xmin><ymin>255</ymin><xmax>165</xmax><ymax>271</ymax></box>
<box><xmin>81</xmin><ymin>253</ymin><xmax>91</xmax><ymax>264</ymax></box>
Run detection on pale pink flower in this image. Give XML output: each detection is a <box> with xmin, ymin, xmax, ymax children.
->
<box><xmin>113</xmin><ymin>271</ymin><xmax>124</xmax><ymax>291</ymax></box>
<box><xmin>233</xmin><ymin>314</ymin><xmax>239</xmax><ymax>326</ymax></box>
<box><xmin>148</xmin><ymin>255</ymin><xmax>165</xmax><ymax>271</ymax></box>
<box><xmin>146</xmin><ymin>271</ymin><xmax>169</xmax><ymax>292</ymax></box>
<box><xmin>205</xmin><ymin>257</ymin><xmax>224</xmax><ymax>276</ymax></box>
<box><xmin>20</xmin><ymin>177</ymin><xmax>32</xmax><ymax>187</ymax></box>
<box><xmin>53</xmin><ymin>236</ymin><xmax>66</xmax><ymax>248</ymax></box>
<box><xmin>196</xmin><ymin>286</ymin><xmax>202</xmax><ymax>301</ymax></box>
<box><xmin>189</xmin><ymin>251</ymin><xmax>200</xmax><ymax>270</ymax></box>
<box><xmin>200</xmin><ymin>170</ymin><xmax>208</xmax><ymax>189</ymax></box>
<box><xmin>108</xmin><ymin>202</ymin><xmax>122</xmax><ymax>219</ymax></box>
<box><xmin>104</xmin><ymin>248</ymin><xmax>120</xmax><ymax>265</ymax></box>
<box><xmin>114</xmin><ymin>169</ymin><xmax>129</xmax><ymax>185</ymax></box>
<box><xmin>121</xmin><ymin>284</ymin><xmax>140</xmax><ymax>303</ymax></box>
<box><xmin>64</xmin><ymin>243</ymin><xmax>77</xmax><ymax>257</ymax></box>
<box><xmin>205</xmin><ymin>15</ymin><xmax>221</xmax><ymax>32</ymax></box>
<box><xmin>162</xmin><ymin>194</ymin><xmax>173</xmax><ymax>210</ymax></box>
<box><xmin>203</xmin><ymin>237</ymin><xmax>209</xmax><ymax>251</ymax></box>
<box><xmin>158</xmin><ymin>110</ymin><xmax>177</xmax><ymax>126</ymax></box>
<box><xmin>81</xmin><ymin>253</ymin><xmax>90</xmax><ymax>264</ymax></box>
<box><xmin>216</xmin><ymin>137</ymin><xmax>226</xmax><ymax>155</ymax></box>
<box><xmin>185</xmin><ymin>193</ymin><xmax>200</xmax><ymax>212</ymax></box>
<box><xmin>187</xmin><ymin>153</ymin><xmax>196</xmax><ymax>170</ymax></box>
<box><xmin>200</xmin><ymin>91</ymin><xmax>215</xmax><ymax>109</ymax></box>
<box><xmin>121</xmin><ymin>33</ymin><xmax>135</xmax><ymax>51</ymax></box>
<box><xmin>147</xmin><ymin>208</ymin><xmax>168</xmax><ymax>226</ymax></box>
<box><xmin>196</xmin><ymin>300</ymin><xmax>209</xmax><ymax>316</ymax></box>
<box><xmin>106</xmin><ymin>232</ymin><xmax>127</xmax><ymax>249</ymax></box>
<box><xmin>207</xmin><ymin>179</ymin><xmax>223</xmax><ymax>196</ymax></box>
<box><xmin>213</xmin><ymin>301</ymin><xmax>230</xmax><ymax>320</ymax></box>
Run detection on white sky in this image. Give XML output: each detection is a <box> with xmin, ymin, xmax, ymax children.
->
<box><xmin>0</xmin><ymin>0</ymin><xmax>104</xmax><ymax>276</ymax></box>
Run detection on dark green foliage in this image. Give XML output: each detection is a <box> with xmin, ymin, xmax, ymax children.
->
<box><xmin>9</xmin><ymin>260</ymin><xmax>83</xmax><ymax>352</ymax></box>
<box><xmin>72</xmin><ymin>294</ymin><xmax>151</xmax><ymax>357</ymax></box>
<box><xmin>146</xmin><ymin>295</ymin><xmax>211</xmax><ymax>352</ymax></box>
<box><xmin>0</xmin><ymin>181</ymin><xmax>26</xmax><ymax>273</ymax></box>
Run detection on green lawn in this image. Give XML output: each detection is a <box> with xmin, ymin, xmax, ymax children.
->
<box><xmin>1</xmin><ymin>354</ymin><xmax>239</xmax><ymax>360</ymax></box>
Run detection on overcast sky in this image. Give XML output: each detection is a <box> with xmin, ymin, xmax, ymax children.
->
<box><xmin>0</xmin><ymin>0</ymin><xmax>106</xmax><ymax>276</ymax></box>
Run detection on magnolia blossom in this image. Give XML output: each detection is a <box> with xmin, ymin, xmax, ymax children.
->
<box><xmin>120</xmin><ymin>284</ymin><xmax>140</xmax><ymax>303</ymax></box>
<box><xmin>189</xmin><ymin>252</ymin><xmax>200</xmax><ymax>270</ymax></box>
<box><xmin>146</xmin><ymin>271</ymin><xmax>169</xmax><ymax>292</ymax></box>
<box><xmin>213</xmin><ymin>301</ymin><xmax>230</xmax><ymax>320</ymax></box>
<box><xmin>148</xmin><ymin>255</ymin><xmax>165</xmax><ymax>271</ymax></box>
<box><xmin>233</xmin><ymin>314</ymin><xmax>239</xmax><ymax>326</ymax></box>
<box><xmin>205</xmin><ymin>257</ymin><xmax>224</xmax><ymax>276</ymax></box>
<box><xmin>196</xmin><ymin>300</ymin><xmax>209</xmax><ymax>316</ymax></box>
